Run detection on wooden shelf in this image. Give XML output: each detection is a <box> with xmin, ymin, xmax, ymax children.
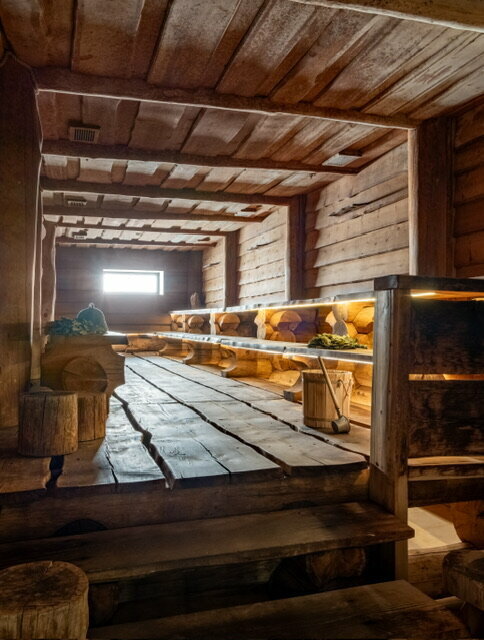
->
<box><xmin>158</xmin><ymin>331</ymin><xmax>373</xmax><ymax>364</ymax></box>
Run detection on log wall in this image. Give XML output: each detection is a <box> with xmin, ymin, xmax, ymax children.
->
<box><xmin>238</xmin><ymin>208</ymin><xmax>287</xmax><ymax>304</ymax></box>
<box><xmin>453</xmin><ymin>103</ymin><xmax>484</xmax><ymax>278</ymax></box>
<box><xmin>304</xmin><ymin>144</ymin><xmax>409</xmax><ymax>299</ymax></box>
<box><xmin>55</xmin><ymin>247</ymin><xmax>200</xmax><ymax>331</ymax></box>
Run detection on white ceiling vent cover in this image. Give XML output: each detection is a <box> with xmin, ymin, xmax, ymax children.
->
<box><xmin>68</xmin><ymin>125</ymin><xmax>100</xmax><ymax>144</ymax></box>
<box><xmin>65</xmin><ymin>198</ymin><xmax>87</xmax><ymax>208</ymax></box>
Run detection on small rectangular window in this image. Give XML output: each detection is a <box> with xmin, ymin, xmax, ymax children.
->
<box><xmin>103</xmin><ymin>269</ymin><xmax>164</xmax><ymax>295</ymax></box>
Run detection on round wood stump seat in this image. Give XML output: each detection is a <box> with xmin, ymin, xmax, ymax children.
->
<box><xmin>0</xmin><ymin>561</ymin><xmax>88</xmax><ymax>639</ymax></box>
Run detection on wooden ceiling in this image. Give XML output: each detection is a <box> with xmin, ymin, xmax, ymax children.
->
<box><xmin>1</xmin><ymin>0</ymin><xmax>483</xmax><ymax>250</ymax></box>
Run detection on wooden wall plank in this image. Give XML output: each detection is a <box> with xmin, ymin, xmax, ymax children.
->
<box><xmin>286</xmin><ymin>197</ymin><xmax>305</xmax><ymax>300</ymax></box>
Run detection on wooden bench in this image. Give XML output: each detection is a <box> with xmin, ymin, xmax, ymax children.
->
<box><xmin>0</xmin><ymin>502</ymin><xmax>413</xmax><ymax>626</ymax></box>
<box><xmin>444</xmin><ymin>549</ymin><xmax>484</xmax><ymax>636</ymax></box>
<box><xmin>89</xmin><ymin>579</ymin><xmax>467</xmax><ymax>639</ymax></box>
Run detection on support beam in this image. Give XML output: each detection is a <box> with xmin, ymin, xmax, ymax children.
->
<box><xmin>55</xmin><ymin>221</ymin><xmax>229</xmax><ymax>236</ymax></box>
<box><xmin>286</xmin><ymin>196</ymin><xmax>306</xmax><ymax>300</ymax></box>
<box><xmin>408</xmin><ymin>117</ymin><xmax>454</xmax><ymax>277</ymax></box>
<box><xmin>34</xmin><ymin>68</ymin><xmax>417</xmax><ymax>130</ymax></box>
<box><xmin>223</xmin><ymin>232</ymin><xmax>239</xmax><ymax>307</ymax></box>
<box><xmin>56</xmin><ymin>238</ymin><xmax>215</xmax><ymax>249</ymax></box>
<box><xmin>41</xmin><ymin>221</ymin><xmax>57</xmax><ymax>326</ymax></box>
<box><xmin>42</xmin><ymin>140</ymin><xmax>358</xmax><ymax>176</ymax></box>
<box><xmin>288</xmin><ymin>0</ymin><xmax>484</xmax><ymax>33</ymax></box>
<box><xmin>43</xmin><ymin>205</ymin><xmax>264</xmax><ymax>223</ymax></box>
<box><xmin>40</xmin><ymin>178</ymin><xmax>292</xmax><ymax>208</ymax></box>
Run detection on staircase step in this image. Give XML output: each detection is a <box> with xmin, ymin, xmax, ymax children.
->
<box><xmin>90</xmin><ymin>579</ymin><xmax>467</xmax><ymax>639</ymax></box>
<box><xmin>0</xmin><ymin>502</ymin><xmax>412</xmax><ymax>583</ymax></box>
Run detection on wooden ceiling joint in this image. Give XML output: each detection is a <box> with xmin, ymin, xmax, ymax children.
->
<box><xmin>40</xmin><ymin>178</ymin><xmax>293</xmax><ymax>207</ymax></box>
<box><xmin>42</xmin><ymin>140</ymin><xmax>360</xmax><ymax>176</ymax></box>
<box><xmin>288</xmin><ymin>0</ymin><xmax>484</xmax><ymax>33</ymax></box>
<box><xmin>34</xmin><ymin>68</ymin><xmax>418</xmax><ymax>130</ymax></box>
<box><xmin>54</xmin><ymin>221</ymin><xmax>229</xmax><ymax>236</ymax></box>
<box><xmin>56</xmin><ymin>238</ymin><xmax>215</xmax><ymax>249</ymax></box>
<box><xmin>42</xmin><ymin>205</ymin><xmax>267</xmax><ymax>223</ymax></box>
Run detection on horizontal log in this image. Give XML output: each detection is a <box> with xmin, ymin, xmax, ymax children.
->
<box><xmin>56</xmin><ymin>238</ymin><xmax>215</xmax><ymax>249</ymax></box>
<box><xmin>40</xmin><ymin>178</ymin><xmax>292</xmax><ymax>207</ymax></box>
<box><xmin>43</xmin><ymin>205</ymin><xmax>265</xmax><ymax>223</ymax></box>
<box><xmin>288</xmin><ymin>0</ymin><xmax>484</xmax><ymax>32</ymax></box>
<box><xmin>55</xmin><ymin>221</ymin><xmax>228</xmax><ymax>236</ymax></box>
<box><xmin>34</xmin><ymin>68</ymin><xmax>417</xmax><ymax>130</ymax></box>
<box><xmin>42</xmin><ymin>140</ymin><xmax>358</xmax><ymax>176</ymax></box>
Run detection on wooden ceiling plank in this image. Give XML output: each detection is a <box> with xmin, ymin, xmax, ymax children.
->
<box><xmin>55</xmin><ymin>221</ymin><xmax>228</xmax><ymax>236</ymax></box>
<box><xmin>0</xmin><ymin>0</ymin><xmax>74</xmax><ymax>66</ymax></box>
<box><xmin>72</xmin><ymin>0</ymin><xmax>169</xmax><ymax>78</ymax></box>
<box><xmin>40</xmin><ymin>177</ymin><xmax>293</xmax><ymax>206</ymax></box>
<box><xmin>147</xmin><ymin>0</ymin><xmax>264</xmax><ymax>89</ymax></box>
<box><xmin>34</xmin><ymin>68</ymin><xmax>417</xmax><ymax>129</ymax></box>
<box><xmin>56</xmin><ymin>237</ymin><xmax>215</xmax><ymax>249</ymax></box>
<box><xmin>287</xmin><ymin>0</ymin><xmax>484</xmax><ymax>33</ymax></box>
<box><xmin>42</xmin><ymin>139</ymin><xmax>356</xmax><ymax>175</ymax></box>
<box><xmin>42</xmin><ymin>205</ymin><xmax>265</xmax><ymax>223</ymax></box>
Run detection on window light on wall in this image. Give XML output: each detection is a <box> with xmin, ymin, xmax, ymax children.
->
<box><xmin>102</xmin><ymin>269</ymin><xmax>164</xmax><ymax>295</ymax></box>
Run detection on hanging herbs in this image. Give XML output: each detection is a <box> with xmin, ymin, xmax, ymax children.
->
<box><xmin>45</xmin><ymin>317</ymin><xmax>107</xmax><ymax>336</ymax></box>
<box><xmin>307</xmin><ymin>333</ymin><xmax>367</xmax><ymax>349</ymax></box>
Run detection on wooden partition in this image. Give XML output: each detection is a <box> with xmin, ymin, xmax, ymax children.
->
<box><xmin>369</xmin><ymin>275</ymin><xmax>484</xmax><ymax>577</ymax></box>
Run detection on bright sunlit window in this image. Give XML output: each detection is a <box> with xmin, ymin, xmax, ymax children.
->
<box><xmin>103</xmin><ymin>269</ymin><xmax>164</xmax><ymax>295</ymax></box>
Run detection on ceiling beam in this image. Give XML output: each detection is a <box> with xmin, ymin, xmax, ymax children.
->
<box><xmin>56</xmin><ymin>237</ymin><xmax>214</xmax><ymax>249</ymax></box>
<box><xmin>40</xmin><ymin>178</ymin><xmax>292</xmax><ymax>207</ymax></box>
<box><xmin>43</xmin><ymin>205</ymin><xmax>265</xmax><ymax>223</ymax></box>
<box><xmin>55</xmin><ymin>221</ymin><xmax>229</xmax><ymax>236</ymax></box>
<box><xmin>42</xmin><ymin>140</ymin><xmax>358</xmax><ymax>176</ymax></box>
<box><xmin>34</xmin><ymin>68</ymin><xmax>417</xmax><ymax>130</ymax></box>
<box><xmin>288</xmin><ymin>0</ymin><xmax>484</xmax><ymax>33</ymax></box>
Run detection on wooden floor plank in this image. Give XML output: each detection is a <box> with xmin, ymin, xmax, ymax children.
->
<box><xmin>0</xmin><ymin>503</ymin><xmax>413</xmax><ymax>583</ymax></box>
<box><xmin>90</xmin><ymin>580</ymin><xmax>465</xmax><ymax>639</ymax></box>
<box><xmin>56</xmin><ymin>403</ymin><xmax>164</xmax><ymax>494</ymax></box>
<box><xmin>251</xmin><ymin>398</ymin><xmax>371</xmax><ymax>458</ymax></box>
<box><xmin>0</xmin><ymin>427</ymin><xmax>51</xmax><ymax>500</ymax></box>
<box><xmin>127</xmin><ymin>403</ymin><xmax>282</xmax><ymax>488</ymax></box>
<box><xmin>191</xmin><ymin>401</ymin><xmax>366</xmax><ymax>476</ymax></box>
<box><xmin>127</xmin><ymin>358</ymin><xmax>367</xmax><ymax>476</ymax></box>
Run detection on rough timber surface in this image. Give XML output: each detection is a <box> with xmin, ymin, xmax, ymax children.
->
<box><xmin>90</xmin><ymin>580</ymin><xmax>466</xmax><ymax>639</ymax></box>
<box><xmin>126</xmin><ymin>357</ymin><xmax>367</xmax><ymax>476</ymax></box>
<box><xmin>0</xmin><ymin>355</ymin><xmax>370</xmax><ymax>541</ymax></box>
<box><xmin>0</xmin><ymin>502</ymin><xmax>413</xmax><ymax>583</ymax></box>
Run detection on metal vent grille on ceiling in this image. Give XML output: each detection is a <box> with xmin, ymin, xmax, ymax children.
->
<box><xmin>65</xmin><ymin>198</ymin><xmax>87</xmax><ymax>208</ymax></box>
<box><xmin>68</xmin><ymin>125</ymin><xmax>100</xmax><ymax>143</ymax></box>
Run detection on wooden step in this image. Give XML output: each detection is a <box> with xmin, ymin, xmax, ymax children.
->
<box><xmin>0</xmin><ymin>502</ymin><xmax>412</xmax><ymax>584</ymax></box>
<box><xmin>89</xmin><ymin>579</ymin><xmax>467</xmax><ymax>639</ymax></box>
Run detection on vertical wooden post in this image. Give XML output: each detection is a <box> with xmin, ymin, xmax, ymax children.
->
<box><xmin>408</xmin><ymin>117</ymin><xmax>454</xmax><ymax>277</ymax></box>
<box><xmin>41</xmin><ymin>220</ymin><xmax>57</xmax><ymax>326</ymax></box>
<box><xmin>285</xmin><ymin>196</ymin><xmax>306</xmax><ymax>300</ymax></box>
<box><xmin>369</xmin><ymin>287</ymin><xmax>412</xmax><ymax>579</ymax></box>
<box><xmin>186</xmin><ymin>249</ymin><xmax>203</xmax><ymax>304</ymax></box>
<box><xmin>30</xmin><ymin>196</ymin><xmax>44</xmax><ymax>386</ymax></box>
<box><xmin>223</xmin><ymin>231</ymin><xmax>239</xmax><ymax>308</ymax></box>
<box><xmin>0</xmin><ymin>54</ymin><xmax>42</xmax><ymax>427</ymax></box>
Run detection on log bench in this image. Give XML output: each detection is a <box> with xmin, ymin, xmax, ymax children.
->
<box><xmin>0</xmin><ymin>502</ymin><xmax>413</xmax><ymax>625</ymax></box>
<box><xmin>90</xmin><ymin>579</ymin><xmax>467</xmax><ymax>639</ymax></box>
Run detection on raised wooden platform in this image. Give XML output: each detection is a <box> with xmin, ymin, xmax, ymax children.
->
<box><xmin>0</xmin><ymin>355</ymin><xmax>369</xmax><ymax>543</ymax></box>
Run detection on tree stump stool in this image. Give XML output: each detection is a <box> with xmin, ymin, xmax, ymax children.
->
<box><xmin>18</xmin><ymin>391</ymin><xmax>78</xmax><ymax>456</ymax></box>
<box><xmin>444</xmin><ymin>549</ymin><xmax>484</xmax><ymax>637</ymax></box>
<box><xmin>77</xmin><ymin>392</ymin><xmax>108</xmax><ymax>441</ymax></box>
<box><xmin>0</xmin><ymin>561</ymin><xmax>89</xmax><ymax>639</ymax></box>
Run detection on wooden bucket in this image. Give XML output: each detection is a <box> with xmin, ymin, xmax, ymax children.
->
<box><xmin>302</xmin><ymin>369</ymin><xmax>353</xmax><ymax>431</ymax></box>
